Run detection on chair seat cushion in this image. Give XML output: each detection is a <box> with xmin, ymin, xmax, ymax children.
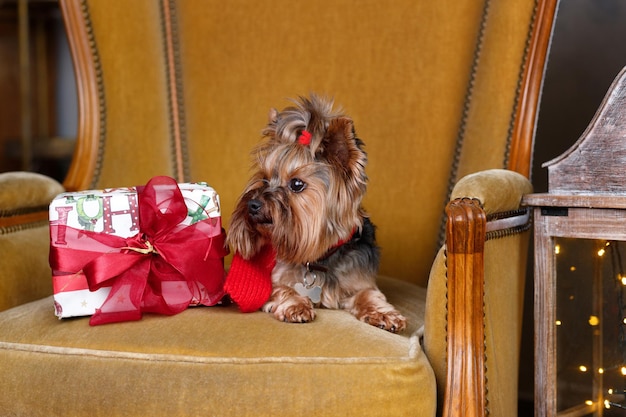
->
<box><xmin>0</xmin><ymin>276</ymin><xmax>436</xmax><ymax>417</ymax></box>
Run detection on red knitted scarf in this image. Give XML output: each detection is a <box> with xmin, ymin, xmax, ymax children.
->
<box><xmin>223</xmin><ymin>245</ymin><xmax>276</xmax><ymax>313</ymax></box>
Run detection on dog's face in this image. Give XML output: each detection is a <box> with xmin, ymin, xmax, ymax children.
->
<box><xmin>228</xmin><ymin>96</ymin><xmax>368</xmax><ymax>265</ymax></box>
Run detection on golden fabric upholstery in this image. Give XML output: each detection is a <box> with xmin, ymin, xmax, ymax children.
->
<box><xmin>0</xmin><ymin>0</ymin><xmax>557</xmax><ymax>415</ymax></box>
<box><xmin>0</xmin><ymin>277</ymin><xmax>434</xmax><ymax>417</ymax></box>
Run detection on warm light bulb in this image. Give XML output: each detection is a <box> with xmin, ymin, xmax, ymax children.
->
<box><xmin>570</xmin><ymin>266</ymin><xmax>576</xmax><ymax>271</ymax></box>
<box><xmin>589</xmin><ymin>316</ymin><xmax>600</xmax><ymax>326</ymax></box>
<box><xmin>621</xmin><ymin>276</ymin><xmax>626</xmax><ymax>286</ymax></box>
<box><xmin>554</xmin><ymin>244</ymin><xmax>561</xmax><ymax>254</ymax></box>
<box><xmin>605</xmin><ymin>399</ymin><xmax>611</xmax><ymax>409</ymax></box>
<box><xmin>580</xmin><ymin>365</ymin><xmax>588</xmax><ymax>372</ymax></box>
<box><xmin>599</xmin><ymin>368</ymin><xmax>604</xmax><ymax>374</ymax></box>
<box><xmin>556</xmin><ymin>320</ymin><xmax>562</xmax><ymax>326</ymax></box>
<box><xmin>598</xmin><ymin>248</ymin><xmax>606</xmax><ymax>257</ymax></box>
<box><xmin>585</xmin><ymin>400</ymin><xmax>593</xmax><ymax>406</ymax></box>
<box><xmin>621</xmin><ymin>366</ymin><xmax>626</xmax><ymax>376</ymax></box>
<box><xmin>608</xmin><ymin>389</ymin><xmax>614</xmax><ymax>395</ymax></box>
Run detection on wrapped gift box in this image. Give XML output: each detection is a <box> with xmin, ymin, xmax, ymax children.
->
<box><xmin>49</xmin><ymin>176</ymin><xmax>228</xmax><ymax>325</ymax></box>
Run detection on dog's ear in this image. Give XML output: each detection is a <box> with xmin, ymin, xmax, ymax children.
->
<box><xmin>268</xmin><ymin>108</ymin><xmax>278</xmax><ymax>124</ymax></box>
<box><xmin>261</xmin><ymin>108</ymin><xmax>280</xmax><ymax>140</ymax></box>
<box><xmin>320</xmin><ymin>117</ymin><xmax>366</xmax><ymax>180</ymax></box>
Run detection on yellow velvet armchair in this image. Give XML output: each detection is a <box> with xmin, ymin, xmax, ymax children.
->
<box><xmin>0</xmin><ymin>0</ymin><xmax>558</xmax><ymax>416</ymax></box>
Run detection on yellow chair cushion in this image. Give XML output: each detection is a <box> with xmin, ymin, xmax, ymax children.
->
<box><xmin>0</xmin><ymin>276</ymin><xmax>436</xmax><ymax>417</ymax></box>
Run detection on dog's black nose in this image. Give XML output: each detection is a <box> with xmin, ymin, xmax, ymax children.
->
<box><xmin>247</xmin><ymin>199</ymin><xmax>262</xmax><ymax>214</ymax></box>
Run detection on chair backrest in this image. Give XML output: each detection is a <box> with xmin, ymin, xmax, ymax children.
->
<box><xmin>60</xmin><ymin>0</ymin><xmax>556</xmax><ymax>286</ymax></box>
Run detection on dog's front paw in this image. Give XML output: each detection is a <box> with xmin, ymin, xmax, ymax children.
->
<box><xmin>360</xmin><ymin>310</ymin><xmax>406</xmax><ymax>334</ymax></box>
<box><xmin>263</xmin><ymin>286</ymin><xmax>316</xmax><ymax>323</ymax></box>
<box><xmin>349</xmin><ymin>288</ymin><xmax>407</xmax><ymax>333</ymax></box>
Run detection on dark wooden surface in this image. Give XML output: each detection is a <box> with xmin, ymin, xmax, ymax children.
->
<box><xmin>543</xmin><ymin>66</ymin><xmax>626</xmax><ymax>195</ymax></box>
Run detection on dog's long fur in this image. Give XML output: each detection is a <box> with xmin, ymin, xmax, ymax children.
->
<box><xmin>227</xmin><ymin>95</ymin><xmax>406</xmax><ymax>332</ymax></box>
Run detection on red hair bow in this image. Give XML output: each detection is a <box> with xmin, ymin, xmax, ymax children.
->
<box><xmin>298</xmin><ymin>130</ymin><xmax>312</xmax><ymax>146</ymax></box>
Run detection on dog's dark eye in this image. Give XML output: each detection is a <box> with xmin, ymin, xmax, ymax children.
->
<box><xmin>288</xmin><ymin>178</ymin><xmax>306</xmax><ymax>193</ymax></box>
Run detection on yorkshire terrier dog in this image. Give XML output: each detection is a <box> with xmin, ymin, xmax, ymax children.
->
<box><xmin>227</xmin><ymin>95</ymin><xmax>406</xmax><ymax>333</ymax></box>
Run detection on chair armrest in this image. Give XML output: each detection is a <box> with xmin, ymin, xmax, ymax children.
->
<box><xmin>0</xmin><ymin>172</ymin><xmax>64</xmax><ymax>311</ymax></box>
<box><xmin>450</xmin><ymin>169</ymin><xmax>533</xmax><ymax>216</ymax></box>
<box><xmin>433</xmin><ymin>169</ymin><xmax>532</xmax><ymax>417</ymax></box>
<box><xmin>0</xmin><ymin>172</ymin><xmax>64</xmax><ymax>229</ymax></box>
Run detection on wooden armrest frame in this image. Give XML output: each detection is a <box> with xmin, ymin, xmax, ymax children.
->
<box><xmin>443</xmin><ymin>198</ymin><xmax>487</xmax><ymax>417</ymax></box>
<box><xmin>508</xmin><ymin>0</ymin><xmax>559</xmax><ymax>177</ymax></box>
<box><xmin>60</xmin><ymin>0</ymin><xmax>104</xmax><ymax>192</ymax></box>
<box><xmin>443</xmin><ymin>198</ymin><xmax>532</xmax><ymax>417</ymax></box>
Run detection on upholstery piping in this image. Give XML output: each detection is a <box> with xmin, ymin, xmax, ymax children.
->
<box><xmin>485</xmin><ymin>208</ymin><xmax>532</xmax><ymax>241</ymax></box>
<box><xmin>160</xmin><ymin>0</ymin><xmax>190</xmax><ymax>183</ymax></box>
<box><xmin>437</xmin><ymin>0</ymin><xmax>491</xmax><ymax>249</ymax></box>
<box><xmin>486</xmin><ymin>222</ymin><xmax>531</xmax><ymax>241</ymax></box>
<box><xmin>0</xmin><ymin>340</ymin><xmax>419</xmax><ymax>363</ymax></box>
<box><xmin>80</xmin><ymin>0</ymin><xmax>107</xmax><ymax>189</ymax></box>
<box><xmin>0</xmin><ymin>220</ymin><xmax>48</xmax><ymax>236</ymax></box>
<box><xmin>0</xmin><ymin>205</ymin><xmax>49</xmax><ymax>217</ymax></box>
<box><xmin>485</xmin><ymin>207</ymin><xmax>529</xmax><ymax>222</ymax></box>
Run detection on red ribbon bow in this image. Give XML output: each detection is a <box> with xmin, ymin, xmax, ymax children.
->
<box><xmin>49</xmin><ymin>176</ymin><xmax>227</xmax><ymax>325</ymax></box>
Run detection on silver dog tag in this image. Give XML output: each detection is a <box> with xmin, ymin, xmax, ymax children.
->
<box><xmin>294</xmin><ymin>283</ymin><xmax>322</xmax><ymax>304</ymax></box>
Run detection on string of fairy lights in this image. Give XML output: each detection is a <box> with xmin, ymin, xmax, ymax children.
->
<box><xmin>555</xmin><ymin>240</ymin><xmax>626</xmax><ymax>412</ymax></box>
<box><xmin>606</xmin><ymin>241</ymin><xmax>626</xmax><ymax>410</ymax></box>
